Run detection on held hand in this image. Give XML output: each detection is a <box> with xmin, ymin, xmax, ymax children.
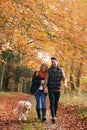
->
<box><xmin>44</xmin><ymin>87</ymin><xmax>48</xmax><ymax>94</ymax></box>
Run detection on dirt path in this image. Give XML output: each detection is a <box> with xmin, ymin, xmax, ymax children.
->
<box><xmin>0</xmin><ymin>92</ymin><xmax>30</xmax><ymax>130</ymax></box>
<box><xmin>46</xmin><ymin>102</ymin><xmax>87</xmax><ymax>130</ymax></box>
<box><xmin>0</xmin><ymin>92</ymin><xmax>87</xmax><ymax>130</ymax></box>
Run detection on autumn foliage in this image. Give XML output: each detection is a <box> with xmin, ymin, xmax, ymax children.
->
<box><xmin>0</xmin><ymin>0</ymin><xmax>87</xmax><ymax>91</ymax></box>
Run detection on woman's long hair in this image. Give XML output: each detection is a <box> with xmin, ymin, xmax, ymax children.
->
<box><xmin>40</xmin><ymin>63</ymin><xmax>48</xmax><ymax>73</ymax></box>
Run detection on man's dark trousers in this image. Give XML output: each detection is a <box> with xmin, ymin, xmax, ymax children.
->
<box><xmin>48</xmin><ymin>90</ymin><xmax>60</xmax><ymax>117</ymax></box>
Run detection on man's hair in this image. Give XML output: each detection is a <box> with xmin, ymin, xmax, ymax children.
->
<box><xmin>51</xmin><ymin>57</ymin><xmax>57</xmax><ymax>61</ymax></box>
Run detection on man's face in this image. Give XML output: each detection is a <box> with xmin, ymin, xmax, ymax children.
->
<box><xmin>51</xmin><ymin>59</ymin><xmax>58</xmax><ymax>68</ymax></box>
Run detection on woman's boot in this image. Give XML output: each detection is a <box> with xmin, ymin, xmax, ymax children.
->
<box><xmin>36</xmin><ymin>109</ymin><xmax>41</xmax><ymax>120</ymax></box>
<box><xmin>42</xmin><ymin>109</ymin><xmax>46</xmax><ymax>121</ymax></box>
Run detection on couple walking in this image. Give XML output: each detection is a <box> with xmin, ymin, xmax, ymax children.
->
<box><xmin>30</xmin><ymin>57</ymin><xmax>67</xmax><ymax>123</ymax></box>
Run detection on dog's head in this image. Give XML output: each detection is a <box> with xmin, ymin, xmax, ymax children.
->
<box><xmin>24</xmin><ymin>101</ymin><xmax>32</xmax><ymax>111</ymax></box>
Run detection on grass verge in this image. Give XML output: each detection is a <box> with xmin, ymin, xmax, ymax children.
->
<box><xmin>0</xmin><ymin>91</ymin><xmax>15</xmax><ymax>97</ymax></box>
<box><xmin>60</xmin><ymin>91</ymin><xmax>87</xmax><ymax>120</ymax></box>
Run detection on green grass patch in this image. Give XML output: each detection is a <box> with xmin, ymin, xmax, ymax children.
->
<box><xmin>60</xmin><ymin>91</ymin><xmax>87</xmax><ymax>120</ymax></box>
<box><xmin>60</xmin><ymin>91</ymin><xmax>87</xmax><ymax>107</ymax></box>
<box><xmin>0</xmin><ymin>91</ymin><xmax>15</xmax><ymax>97</ymax></box>
<box><xmin>76</xmin><ymin>107</ymin><xmax>87</xmax><ymax>120</ymax></box>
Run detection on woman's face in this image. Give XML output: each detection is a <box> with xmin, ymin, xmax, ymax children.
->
<box><xmin>41</xmin><ymin>65</ymin><xmax>47</xmax><ymax>72</ymax></box>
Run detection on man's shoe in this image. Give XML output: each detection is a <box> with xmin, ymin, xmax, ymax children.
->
<box><xmin>52</xmin><ymin>117</ymin><xmax>56</xmax><ymax>123</ymax></box>
<box><xmin>42</xmin><ymin>117</ymin><xmax>46</xmax><ymax>121</ymax></box>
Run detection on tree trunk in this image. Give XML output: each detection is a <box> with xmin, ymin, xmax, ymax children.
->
<box><xmin>18</xmin><ymin>78</ymin><xmax>23</xmax><ymax>92</ymax></box>
<box><xmin>70</xmin><ymin>73</ymin><xmax>75</xmax><ymax>90</ymax></box>
<box><xmin>0</xmin><ymin>64</ymin><xmax>6</xmax><ymax>90</ymax></box>
<box><xmin>22</xmin><ymin>82</ymin><xmax>27</xmax><ymax>92</ymax></box>
<box><xmin>70</xmin><ymin>63</ymin><xmax>75</xmax><ymax>90</ymax></box>
<box><xmin>76</xmin><ymin>62</ymin><xmax>83</xmax><ymax>88</ymax></box>
<box><xmin>76</xmin><ymin>69</ymin><xmax>81</xmax><ymax>88</ymax></box>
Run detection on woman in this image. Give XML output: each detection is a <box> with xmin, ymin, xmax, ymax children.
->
<box><xmin>30</xmin><ymin>63</ymin><xmax>48</xmax><ymax>121</ymax></box>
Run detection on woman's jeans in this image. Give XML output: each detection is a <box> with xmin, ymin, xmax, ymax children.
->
<box><xmin>35</xmin><ymin>90</ymin><xmax>47</xmax><ymax>119</ymax></box>
<box><xmin>48</xmin><ymin>90</ymin><xmax>60</xmax><ymax>118</ymax></box>
<box><xmin>35</xmin><ymin>90</ymin><xmax>46</xmax><ymax>109</ymax></box>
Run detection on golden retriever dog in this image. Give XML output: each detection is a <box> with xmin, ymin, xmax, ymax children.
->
<box><xmin>14</xmin><ymin>101</ymin><xmax>32</xmax><ymax>121</ymax></box>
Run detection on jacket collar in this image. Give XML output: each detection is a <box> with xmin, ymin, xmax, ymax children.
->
<box><xmin>50</xmin><ymin>66</ymin><xmax>59</xmax><ymax>71</ymax></box>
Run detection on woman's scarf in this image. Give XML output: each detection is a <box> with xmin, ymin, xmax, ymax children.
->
<box><xmin>38</xmin><ymin>71</ymin><xmax>47</xmax><ymax>79</ymax></box>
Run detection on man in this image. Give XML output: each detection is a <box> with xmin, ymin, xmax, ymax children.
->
<box><xmin>44</xmin><ymin>57</ymin><xmax>67</xmax><ymax>123</ymax></box>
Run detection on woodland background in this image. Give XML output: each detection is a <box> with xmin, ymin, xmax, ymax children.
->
<box><xmin>0</xmin><ymin>1</ymin><xmax>87</xmax><ymax>130</ymax></box>
<box><xmin>0</xmin><ymin>0</ymin><xmax>87</xmax><ymax>93</ymax></box>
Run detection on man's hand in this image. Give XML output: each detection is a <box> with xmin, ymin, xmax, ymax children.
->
<box><xmin>64</xmin><ymin>83</ymin><xmax>67</xmax><ymax>88</ymax></box>
<box><xmin>62</xmin><ymin>69</ymin><xmax>67</xmax><ymax>88</ymax></box>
